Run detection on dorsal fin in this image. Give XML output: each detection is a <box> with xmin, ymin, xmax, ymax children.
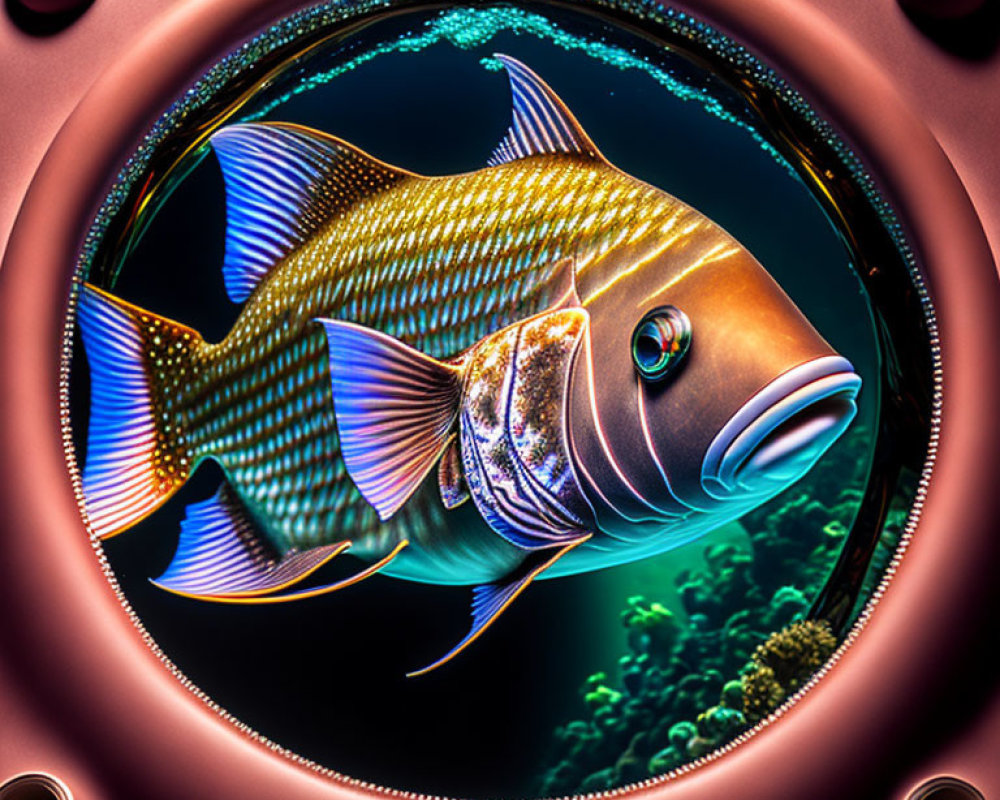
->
<box><xmin>211</xmin><ymin>122</ymin><xmax>417</xmax><ymax>303</ymax></box>
<box><xmin>488</xmin><ymin>54</ymin><xmax>605</xmax><ymax>167</ymax></box>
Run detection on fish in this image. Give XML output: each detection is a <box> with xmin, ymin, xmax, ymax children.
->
<box><xmin>76</xmin><ymin>55</ymin><xmax>862</xmax><ymax>675</ymax></box>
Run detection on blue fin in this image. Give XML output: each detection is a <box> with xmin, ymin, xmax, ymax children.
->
<box><xmin>488</xmin><ymin>55</ymin><xmax>605</xmax><ymax>167</ymax></box>
<box><xmin>211</xmin><ymin>122</ymin><xmax>416</xmax><ymax>303</ymax></box>
<box><xmin>76</xmin><ymin>284</ymin><xmax>201</xmax><ymax>539</ymax></box>
<box><xmin>407</xmin><ymin>534</ymin><xmax>590</xmax><ymax>677</ymax></box>
<box><xmin>153</xmin><ymin>485</ymin><xmax>349</xmax><ymax>599</ymax></box>
<box><xmin>316</xmin><ymin>319</ymin><xmax>462</xmax><ymax>522</ymax></box>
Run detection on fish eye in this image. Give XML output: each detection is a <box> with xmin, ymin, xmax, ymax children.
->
<box><xmin>631</xmin><ymin>306</ymin><xmax>692</xmax><ymax>382</ymax></box>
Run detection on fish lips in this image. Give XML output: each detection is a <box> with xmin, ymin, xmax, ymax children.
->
<box><xmin>701</xmin><ymin>355</ymin><xmax>862</xmax><ymax>498</ymax></box>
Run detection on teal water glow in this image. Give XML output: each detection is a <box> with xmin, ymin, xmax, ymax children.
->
<box><xmin>245</xmin><ymin>6</ymin><xmax>793</xmax><ymax>176</ymax></box>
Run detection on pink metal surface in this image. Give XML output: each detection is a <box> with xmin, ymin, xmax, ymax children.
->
<box><xmin>0</xmin><ymin>1</ymin><xmax>998</xmax><ymax>799</ymax></box>
<box><xmin>895</xmin><ymin>0</ymin><xmax>987</xmax><ymax>18</ymax></box>
<box><xmin>12</xmin><ymin>0</ymin><xmax>92</xmax><ymax>15</ymax></box>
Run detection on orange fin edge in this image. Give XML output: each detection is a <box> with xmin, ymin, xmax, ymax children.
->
<box><xmin>153</xmin><ymin>540</ymin><xmax>409</xmax><ymax>605</ymax></box>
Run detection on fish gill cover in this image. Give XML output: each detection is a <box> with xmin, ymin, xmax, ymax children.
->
<box><xmin>62</xmin><ymin>2</ymin><xmax>931</xmax><ymax>798</ymax></box>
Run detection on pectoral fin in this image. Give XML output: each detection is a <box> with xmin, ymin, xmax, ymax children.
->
<box><xmin>317</xmin><ymin>318</ymin><xmax>463</xmax><ymax>522</ymax></box>
<box><xmin>407</xmin><ymin>534</ymin><xmax>591</xmax><ymax>677</ymax></box>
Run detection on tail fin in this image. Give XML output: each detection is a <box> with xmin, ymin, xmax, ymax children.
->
<box><xmin>76</xmin><ymin>284</ymin><xmax>204</xmax><ymax>539</ymax></box>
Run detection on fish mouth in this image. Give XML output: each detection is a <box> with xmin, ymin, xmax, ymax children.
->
<box><xmin>702</xmin><ymin>356</ymin><xmax>862</xmax><ymax>497</ymax></box>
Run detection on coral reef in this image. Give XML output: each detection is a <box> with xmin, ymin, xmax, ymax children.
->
<box><xmin>741</xmin><ymin>620</ymin><xmax>838</xmax><ymax>724</ymax></box>
<box><xmin>535</xmin><ymin>426</ymin><xmax>906</xmax><ymax>796</ymax></box>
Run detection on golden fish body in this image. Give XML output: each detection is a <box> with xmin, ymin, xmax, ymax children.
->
<box><xmin>98</xmin><ymin>154</ymin><xmax>690</xmax><ymax>567</ymax></box>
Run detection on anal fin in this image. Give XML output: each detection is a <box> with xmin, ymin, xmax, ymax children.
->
<box><xmin>153</xmin><ymin>484</ymin><xmax>409</xmax><ymax>603</ymax></box>
<box><xmin>407</xmin><ymin>534</ymin><xmax>590</xmax><ymax>677</ymax></box>
<box><xmin>153</xmin><ymin>485</ymin><xmax>347</xmax><ymax>599</ymax></box>
<box><xmin>205</xmin><ymin>539</ymin><xmax>410</xmax><ymax>605</ymax></box>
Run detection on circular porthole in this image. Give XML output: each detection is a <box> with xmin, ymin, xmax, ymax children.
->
<box><xmin>0</xmin><ymin>774</ymin><xmax>72</xmax><ymax>800</ymax></box>
<box><xmin>908</xmin><ymin>777</ymin><xmax>985</xmax><ymax>800</ymax></box>
<box><xmin>0</xmin><ymin>0</ymin><xmax>996</xmax><ymax>798</ymax></box>
<box><xmin>62</xmin><ymin>4</ymin><xmax>931</xmax><ymax>792</ymax></box>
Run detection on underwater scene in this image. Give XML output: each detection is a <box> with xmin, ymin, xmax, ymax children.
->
<box><xmin>65</xmin><ymin>1</ymin><xmax>933</xmax><ymax>798</ymax></box>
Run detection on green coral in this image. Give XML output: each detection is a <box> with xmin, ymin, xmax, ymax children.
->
<box><xmin>720</xmin><ymin>679</ymin><xmax>745</xmax><ymax>709</ymax></box>
<box><xmin>741</xmin><ymin>620</ymin><xmax>838</xmax><ymax>724</ymax></box>
<box><xmin>647</xmin><ymin>746</ymin><xmax>681</xmax><ymax>775</ymax></box>
<box><xmin>621</xmin><ymin>595</ymin><xmax>680</xmax><ymax>661</ymax></box>
<box><xmin>584</xmin><ymin>673</ymin><xmax>624</xmax><ymax>710</ymax></box>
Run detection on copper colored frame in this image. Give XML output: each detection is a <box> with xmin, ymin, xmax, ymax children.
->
<box><xmin>0</xmin><ymin>0</ymin><xmax>997</xmax><ymax>798</ymax></box>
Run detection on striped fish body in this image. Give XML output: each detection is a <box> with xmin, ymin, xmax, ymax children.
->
<box><xmin>185</xmin><ymin>156</ymin><xmax>686</xmax><ymax>573</ymax></box>
<box><xmin>77</xmin><ymin>55</ymin><xmax>860</xmax><ymax>675</ymax></box>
